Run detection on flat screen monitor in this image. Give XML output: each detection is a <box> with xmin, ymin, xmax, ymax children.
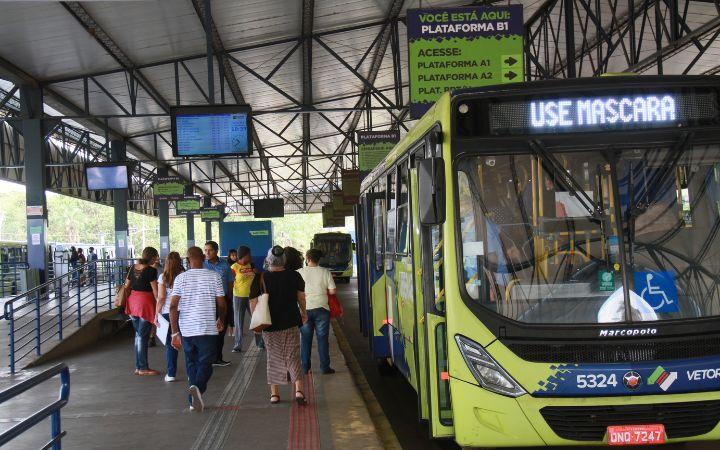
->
<box><xmin>171</xmin><ymin>105</ymin><xmax>252</xmax><ymax>157</ymax></box>
<box><xmin>254</xmin><ymin>199</ymin><xmax>284</xmax><ymax>218</ymax></box>
<box><xmin>85</xmin><ymin>163</ymin><xmax>130</xmax><ymax>190</ymax></box>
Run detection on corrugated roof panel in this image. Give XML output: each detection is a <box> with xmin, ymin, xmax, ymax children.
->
<box><xmin>212</xmin><ymin>0</ymin><xmax>301</xmax><ymax>50</ymax></box>
<box><xmin>0</xmin><ymin>2</ymin><xmax>118</xmax><ymax>79</ymax></box>
<box><xmin>79</xmin><ymin>1</ymin><xmax>206</xmax><ymax>66</ymax></box>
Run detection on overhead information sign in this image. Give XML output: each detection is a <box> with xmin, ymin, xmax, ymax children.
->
<box><xmin>152</xmin><ymin>176</ymin><xmax>185</xmax><ymax>200</ymax></box>
<box><xmin>487</xmin><ymin>90</ymin><xmax>719</xmax><ymax>135</ymax></box>
<box><xmin>357</xmin><ymin>130</ymin><xmax>400</xmax><ymax>171</ymax></box>
<box><xmin>407</xmin><ymin>5</ymin><xmax>524</xmax><ymax>119</ymax></box>
<box><xmin>341</xmin><ymin>170</ymin><xmax>361</xmax><ymax>205</ymax></box>
<box><xmin>176</xmin><ymin>197</ymin><xmax>202</xmax><ymax>213</ymax></box>
<box><xmin>200</xmin><ymin>207</ymin><xmax>223</xmax><ymax>222</ymax></box>
<box><xmin>322</xmin><ymin>204</ymin><xmax>346</xmax><ymax>228</ymax></box>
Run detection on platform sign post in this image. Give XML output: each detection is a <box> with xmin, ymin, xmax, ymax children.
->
<box><xmin>357</xmin><ymin>130</ymin><xmax>400</xmax><ymax>172</ymax></box>
<box><xmin>407</xmin><ymin>5</ymin><xmax>524</xmax><ymax>119</ymax></box>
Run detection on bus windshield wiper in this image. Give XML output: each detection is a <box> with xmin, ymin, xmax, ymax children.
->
<box><xmin>529</xmin><ymin>140</ymin><xmax>604</xmax><ymax>220</ymax></box>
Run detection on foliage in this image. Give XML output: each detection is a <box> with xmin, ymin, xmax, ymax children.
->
<box><xmin>0</xmin><ymin>187</ymin><xmax>351</xmax><ymax>257</ymax></box>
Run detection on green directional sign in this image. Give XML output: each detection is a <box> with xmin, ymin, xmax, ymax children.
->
<box><xmin>176</xmin><ymin>197</ymin><xmax>202</xmax><ymax>213</ymax></box>
<box><xmin>357</xmin><ymin>130</ymin><xmax>400</xmax><ymax>172</ymax></box>
<box><xmin>152</xmin><ymin>176</ymin><xmax>185</xmax><ymax>200</ymax></box>
<box><xmin>407</xmin><ymin>5</ymin><xmax>524</xmax><ymax>118</ymax></box>
<box><xmin>200</xmin><ymin>207</ymin><xmax>223</xmax><ymax>222</ymax></box>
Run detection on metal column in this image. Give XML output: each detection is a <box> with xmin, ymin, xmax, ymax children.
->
<box><xmin>20</xmin><ymin>85</ymin><xmax>48</xmax><ymax>284</ymax></box>
<box><xmin>157</xmin><ymin>167</ymin><xmax>170</xmax><ymax>259</ymax></box>
<box><xmin>204</xmin><ymin>196</ymin><xmax>212</xmax><ymax>242</ymax></box>
<box><xmin>187</xmin><ymin>213</ymin><xmax>195</xmax><ymax>248</ymax></box>
<box><xmin>111</xmin><ymin>139</ymin><xmax>129</xmax><ymax>259</ymax></box>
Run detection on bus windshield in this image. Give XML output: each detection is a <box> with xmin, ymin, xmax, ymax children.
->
<box><xmin>315</xmin><ymin>235</ymin><xmax>352</xmax><ymax>266</ymax></box>
<box><xmin>457</xmin><ymin>142</ymin><xmax>720</xmax><ymax>324</ymax></box>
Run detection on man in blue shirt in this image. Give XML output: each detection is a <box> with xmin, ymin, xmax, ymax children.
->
<box><xmin>204</xmin><ymin>241</ymin><xmax>234</xmax><ymax>367</ymax></box>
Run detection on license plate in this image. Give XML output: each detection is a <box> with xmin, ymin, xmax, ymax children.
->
<box><xmin>607</xmin><ymin>424</ymin><xmax>666</xmax><ymax>446</ymax></box>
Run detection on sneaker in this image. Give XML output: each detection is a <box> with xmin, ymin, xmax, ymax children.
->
<box><xmin>164</xmin><ymin>375</ymin><xmax>176</xmax><ymax>382</ymax></box>
<box><xmin>231</xmin><ymin>347</ymin><xmax>242</xmax><ymax>353</ymax></box>
<box><xmin>188</xmin><ymin>385</ymin><xmax>204</xmax><ymax>412</ymax></box>
<box><xmin>213</xmin><ymin>359</ymin><xmax>231</xmax><ymax>367</ymax></box>
<box><xmin>322</xmin><ymin>368</ymin><xmax>336</xmax><ymax>375</ymax></box>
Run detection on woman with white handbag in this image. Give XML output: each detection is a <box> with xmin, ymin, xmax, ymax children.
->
<box><xmin>249</xmin><ymin>246</ymin><xmax>308</xmax><ymax>405</ymax></box>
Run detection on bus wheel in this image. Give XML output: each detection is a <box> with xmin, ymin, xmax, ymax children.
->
<box><xmin>377</xmin><ymin>358</ymin><xmax>394</xmax><ymax>376</ymax></box>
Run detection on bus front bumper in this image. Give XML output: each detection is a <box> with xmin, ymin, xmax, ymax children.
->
<box><xmin>451</xmin><ymin>378</ymin><xmax>720</xmax><ymax>447</ymax></box>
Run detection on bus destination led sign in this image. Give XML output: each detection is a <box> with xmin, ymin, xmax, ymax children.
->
<box><xmin>530</xmin><ymin>95</ymin><xmax>676</xmax><ymax>129</ymax></box>
<box><xmin>483</xmin><ymin>89</ymin><xmax>718</xmax><ymax>136</ymax></box>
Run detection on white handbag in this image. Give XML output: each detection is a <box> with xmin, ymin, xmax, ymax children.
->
<box><xmin>249</xmin><ymin>273</ymin><xmax>272</xmax><ymax>332</ymax></box>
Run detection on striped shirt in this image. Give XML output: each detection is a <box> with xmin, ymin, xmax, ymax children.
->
<box><xmin>170</xmin><ymin>268</ymin><xmax>224</xmax><ymax>337</ymax></box>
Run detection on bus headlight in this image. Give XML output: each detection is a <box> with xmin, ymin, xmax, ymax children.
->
<box><xmin>455</xmin><ymin>335</ymin><xmax>526</xmax><ymax>398</ymax></box>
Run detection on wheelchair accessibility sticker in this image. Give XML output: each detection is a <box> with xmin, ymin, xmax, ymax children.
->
<box><xmin>633</xmin><ymin>270</ymin><xmax>679</xmax><ymax>313</ymax></box>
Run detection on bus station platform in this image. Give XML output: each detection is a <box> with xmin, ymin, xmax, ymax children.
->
<box><xmin>0</xmin><ymin>287</ymin><xmax>386</xmax><ymax>450</ymax></box>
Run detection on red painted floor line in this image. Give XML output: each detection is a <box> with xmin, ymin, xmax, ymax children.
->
<box><xmin>288</xmin><ymin>372</ymin><xmax>320</xmax><ymax>450</ymax></box>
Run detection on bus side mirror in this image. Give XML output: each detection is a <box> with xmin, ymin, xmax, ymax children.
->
<box><xmin>418</xmin><ymin>158</ymin><xmax>445</xmax><ymax>225</ymax></box>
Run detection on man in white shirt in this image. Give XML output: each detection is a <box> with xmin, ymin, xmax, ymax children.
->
<box><xmin>297</xmin><ymin>248</ymin><xmax>337</xmax><ymax>374</ymax></box>
<box><xmin>169</xmin><ymin>246</ymin><xmax>227</xmax><ymax>412</ymax></box>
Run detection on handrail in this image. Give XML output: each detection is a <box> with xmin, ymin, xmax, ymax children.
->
<box><xmin>3</xmin><ymin>258</ymin><xmax>136</xmax><ymax>372</ymax></box>
<box><xmin>0</xmin><ymin>363</ymin><xmax>70</xmax><ymax>449</ymax></box>
<box><xmin>3</xmin><ymin>258</ymin><xmax>134</xmax><ymax>320</ymax></box>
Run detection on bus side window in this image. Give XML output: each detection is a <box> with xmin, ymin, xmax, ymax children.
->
<box><xmin>432</xmin><ymin>225</ymin><xmax>445</xmax><ymax>313</ymax></box>
<box><xmin>373</xmin><ymin>186</ymin><xmax>385</xmax><ymax>271</ymax></box>
<box><xmin>397</xmin><ymin>161</ymin><xmax>410</xmax><ymax>255</ymax></box>
<box><xmin>386</xmin><ymin>170</ymin><xmax>397</xmax><ymax>271</ymax></box>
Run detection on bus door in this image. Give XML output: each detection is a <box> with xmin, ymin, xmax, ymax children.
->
<box><xmin>354</xmin><ymin>201</ymin><xmax>370</xmax><ymax>339</ymax></box>
<box><xmin>409</xmin><ymin>159</ymin><xmax>429</xmax><ymax>421</ymax></box>
<box><xmin>392</xmin><ymin>161</ymin><xmax>418</xmax><ymax>386</ymax></box>
<box><xmin>368</xmin><ymin>187</ymin><xmax>391</xmax><ymax>360</ymax></box>
<box><xmin>417</xmin><ymin>151</ymin><xmax>454</xmax><ymax>437</ymax></box>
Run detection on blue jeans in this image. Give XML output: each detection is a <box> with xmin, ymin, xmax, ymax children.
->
<box><xmin>300</xmin><ymin>308</ymin><xmax>331</xmax><ymax>373</ymax></box>
<box><xmin>162</xmin><ymin>313</ymin><xmax>178</xmax><ymax>377</ymax></box>
<box><xmin>182</xmin><ymin>335</ymin><xmax>218</xmax><ymax>404</ymax></box>
<box><xmin>130</xmin><ymin>316</ymin><xmax>152</xmax><ymax>370</ymax></box>
<box><xmin>233</xmin><ymin>296</ymin><xmax>264</xmax><ymax>350</ymax></box>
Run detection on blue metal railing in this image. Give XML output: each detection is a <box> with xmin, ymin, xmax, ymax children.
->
<box><xmin>3</xmin><ymin>258</ymin><xmax>135</xmax><ymax>373</ymax></box>
<box><xmin>0</xmin><ymin>262</ymin><xmax>30</xmax><ymax>298</ymax></box>
<box><xmin>0</xmin><ymin>363</ymin><xmax>70</xmax><ymax>449</ymax></box>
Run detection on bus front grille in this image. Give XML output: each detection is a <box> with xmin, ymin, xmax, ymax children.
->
<box><xmin>541</xmin><ymin>401</ymin><xmax>720</xmax><ymax>441</ymax></box>
<box><xmin>505</xmin><ymin>335</ymin><xmax>720</xmax><ymax>363</ymax></box>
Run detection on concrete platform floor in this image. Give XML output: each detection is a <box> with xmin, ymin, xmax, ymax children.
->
<box><xmin>0</xmin><ymin>288</ymin><xmax>383</xmax><ymax>449</ymax></box>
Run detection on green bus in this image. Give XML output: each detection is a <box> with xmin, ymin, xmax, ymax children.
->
<box><xmin>311</xmin><ymin>232</ymin><xmax>354</xmax><ymax>283</ymax></box>
<box><xmin>356</xmin><ymin>76</ymin><xmax>720</xmax><ymax>447</ymax></box>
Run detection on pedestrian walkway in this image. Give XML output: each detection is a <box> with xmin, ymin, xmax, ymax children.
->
<box><xmin>0</xmin><ymin>288</ymin><xmax>384</xmax><ymax>449</ymax></box>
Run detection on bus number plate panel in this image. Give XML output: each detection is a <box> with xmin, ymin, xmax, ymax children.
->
<box><xmin>607</xmin><ymin>425</ymin><xmax>665</xmax><ymax>446</ymax></box>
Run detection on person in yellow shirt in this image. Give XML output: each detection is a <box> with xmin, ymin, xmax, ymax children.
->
<box><xmin>231</xmin><ymin>246</ymin><xmax>263</xmax><ymax>352</ymax></box>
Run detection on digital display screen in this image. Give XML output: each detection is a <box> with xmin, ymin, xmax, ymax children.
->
<box><xmin>86</xmin><ymin>164</ymin><xmax>129</xmax><ymax>190</ymax></box>
<box><xmin>458</xmin><ymin>89</ymin><xmax>719</xmax><ymax>136</ymax></box>
<box><xmin>172</xmin><ymin>106</ymin><xmax>252</xmax><ymax>157</ymax></box>
<box><xmin>254</xmin><ymin>199</ymin><xmax>284</xmax><ymax>218</ymax></box>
